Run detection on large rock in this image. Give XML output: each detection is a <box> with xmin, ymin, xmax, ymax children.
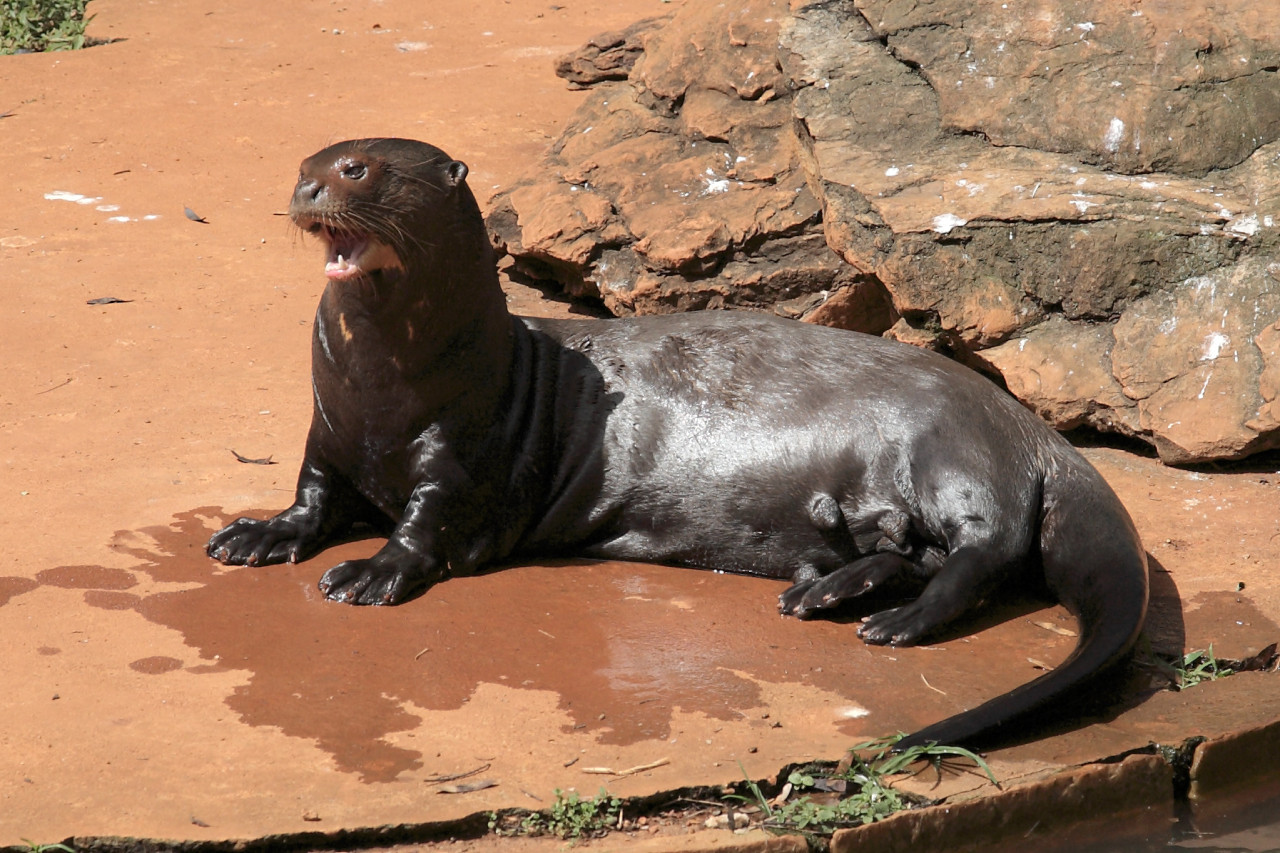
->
<box><xmin>858</xmin><ymin>0</ymin><xmax>1280</xmax><ymax>175</ymax></box>
<box><xmin>981</xmin><ymin>259</ymin><xmax>1280</xmax><ymax>463</ymax></box>
<box><xmin>486</xmin><ymin>0</ymin><xmax>895</xmax><ymax>329</ymax></box>
<box><xmin>487</xmin><ymin>0</ymin><xmax>1280</xmax><ymax>463</ymax></box>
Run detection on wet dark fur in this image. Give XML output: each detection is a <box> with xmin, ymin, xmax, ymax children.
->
<box><xmin>209</xmin><ymin>138</ymin><xmax>1149</xmax><ymax>749</ymax></box>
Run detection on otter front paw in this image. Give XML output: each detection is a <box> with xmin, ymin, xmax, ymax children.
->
<box><xmin>778</xmin><ymin>578</ymin><xmax>820</xmax><ymax>618</ymax></box>
<box><xmin>779</xmin><ymin>553</ymin><xmax>913</xmax><ymax>619</ymax></box>
<box><xmin>857</xmin><ymin>601</ymin><xmax>935</xmax><ymax>646</ymax></box>
<box><xmin>207</xmin><ymin>515</ymin><xmax>322</xmax><ymax>567</ymax></box>
<box><xmin>318</xmin><ymin>555</ymin><xmax>435</xmax><ymax>606</ymax></box>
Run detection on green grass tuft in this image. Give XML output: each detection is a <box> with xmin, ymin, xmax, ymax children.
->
<box><xmin>490</xmin><ymin>787</ymin><xmax>622</xmax><ymax>839</ymax></box>
<box><xmin>1</xmin><ymin>0</ymin><xmax>94</xmax><ymax>54</ymax></box>
<box><xmin>1164</xmin><ymin>645</ymin><xmax>1234</xmax><ymax>690</ymax></box>
<box><xmin>22</xmin><ymin>840</ymin><xmax>76</xmax><ymax>853</ymax></box>
<box><xmin>735</xmin><ymin>736</ymin><xmax>999</xmax><ymax>836</ymax></box>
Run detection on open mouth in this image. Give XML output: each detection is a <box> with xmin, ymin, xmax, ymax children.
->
<box><xmin>300</xmin><ymin>221</ymin><xmax>403</xmax><ymax>282</ymax></box>
<box><xmin>321</xmin><ymin>227</ymin><xmax>371</xmax><ymax>281</ymax></box>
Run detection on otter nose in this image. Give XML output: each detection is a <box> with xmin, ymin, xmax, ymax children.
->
<box><xmin>293</xmin><ymin>176</ymin><xmax>325</xmax><ymax>206</ymax></box>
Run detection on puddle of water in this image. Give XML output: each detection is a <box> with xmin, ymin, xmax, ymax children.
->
<box><xmin>38</xmin><ymin>565</ymin><xmax>139</xmax><ymax>590</ymax></box>
<box><xmin>1182</xmin><ymin>590</ymin><xmax>1280</xmax><ymax>659</ymax></box>
<box><xmin>1042</xmin><ymin>777</ymin><xmax>1280</xmax><ymax>853</ymax></box>
<box><xmin>12</xmin><ymin>507</ymin><xmax>1116</xmax><ymax>784</ymax></box>
<box><xmin>0</xmin><ymin>576</ymin><xmax>38</xmax><ymax>605</ymax></box>
<box><xmin>84</xmin><ymin>590</ymin><xmax>143</xmax><ymax>610</ymax></box>
<box><xmin>129</xmin><ymin>655</ymin><xmax>185</xmax><ymax>674</ymax></box>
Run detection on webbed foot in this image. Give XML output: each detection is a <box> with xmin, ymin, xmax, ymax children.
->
<box><xmin>207</xmin><ymin>512</ymin><xmax>325</xmax><ymax>567</ymax></box>
<box><xmin>778</xmin><ymin>553</ymin><xmax>913</xmax><ymax>619</ymax></box>
<box><xmin>857</xmin><ymin>601</ymin><xmax>936</xmax><ymax>646</ymax></box>
<box><xmin>318</xmin><ymin>552</ymin><xmax>437</xmax><ymax>605</ymax></box>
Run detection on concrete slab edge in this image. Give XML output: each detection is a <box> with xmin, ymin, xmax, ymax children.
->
<box><xmin>0</xmin><ymin>781</ymin><xmax>781</xmax><ymax>853</ymax></box>
<box><xmin>12</xmin><ymin>718</ymin><xmax>1280</xmax><ymax>853</ymax></box>
<box><xmin>831</xmin><ymin>752</ymin><xmax>1174</xmax><ymax>853</ymax></box>
<box><xmin>5</xmin><ymin>826</ymin><xmax>807</xmax><ymax>853</ymax></box>
<box><xmin>826</xmin><ymin>715</ymin><xmax>1280</xmax><ymax>853</ymax></box>
<box><xmin>1189</xmin><ymin>714</ymin><xmax>1280</xmax><ymax>799</ymax></box>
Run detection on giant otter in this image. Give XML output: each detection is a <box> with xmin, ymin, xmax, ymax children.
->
<box><xmin>209</xmin><ymin>138</ymin><xmax>1149</xmax><ymax>748</ymax></box>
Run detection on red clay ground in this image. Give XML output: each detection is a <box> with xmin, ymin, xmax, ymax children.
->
<box><xmin>3</xmin><ymin>0</ymin><xmax>1280</xmax><ymax>847</ymax></box>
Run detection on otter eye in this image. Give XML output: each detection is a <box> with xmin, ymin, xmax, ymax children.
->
<box><xmin>341</xmin><ymin>162</ymin><xmax>368</xmax><ymax>180</ymax></box>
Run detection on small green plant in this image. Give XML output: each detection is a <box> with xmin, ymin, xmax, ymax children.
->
<box><xmin>734</xmin><ymin>736</ymin><xmax>999</xmax><ymax>835</ymax></box>
<box><xmin>770</xmin><ymin>767</ymin><xmax>906</xmax><ymax>831</ymax></box>
<box><xmin>1</xmin><ymin>0</ymin><xmax>93</xmax><ymax>54</ymax></box>
<box><xmin>1165</xmin><ymin>645</ymin><xmax>1234</xmax><ymax>690</ymax></box>
<box><xmin>22</xmin><ymin>840</ymin><xmax>75</xmax><ymax>853</ymax></box>
<box><xmin>857</xmin><ymin>735</ymin><xmax>999</xmax><ymax>786</ymax></box>
<box><xmin>489</xmin><ymin>787</ymin><xmax>622</xmax><ymax>839</ymax></box>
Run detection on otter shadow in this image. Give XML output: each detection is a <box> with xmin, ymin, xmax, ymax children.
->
<box><xmin>912</xmin><ymin>552</ymin><xmax>1185</xmax><ymax>751</ymax></box>
<box><xmin>795</xmin><ymin>550</ymin><xmax>1185</xmax><ymax>750</ymax></box>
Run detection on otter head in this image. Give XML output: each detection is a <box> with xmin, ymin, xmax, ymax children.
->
<box><xmin>289</xmin><ymin>138</ymin><xmax>475</xmax><ymax>285</ymax></box>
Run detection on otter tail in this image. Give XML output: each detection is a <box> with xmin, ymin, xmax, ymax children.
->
<box><xmin>896</xmin><ymin>458</ymin><xmax>1149</xmax><ymax>750</ymax></box>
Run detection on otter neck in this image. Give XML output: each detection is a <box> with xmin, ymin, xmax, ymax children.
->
<box><xmin>315</xmin><ymin>247</ymin><xmax>513</xmax><ymax>388</ymax></box>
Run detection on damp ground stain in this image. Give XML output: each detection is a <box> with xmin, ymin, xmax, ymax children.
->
<box><xmin>24</xmin><ymin>508</ymin><xmax>1114</xmax><ymax>784</ymax></box>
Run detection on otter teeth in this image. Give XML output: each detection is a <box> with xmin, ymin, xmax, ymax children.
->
<box><xmin>326</xmin><ymin>252</ymin><xmax>355</xmax><ymax>278</ymax></box>
<box><xmin>325</xmin><ymin>245</ymin><xmax>364</xmax><ymax>280</ymax></box>
<box><xmin>322</xmin><ymin>234</ymin><xmax>403</xmax><ymax>281</ymax></box>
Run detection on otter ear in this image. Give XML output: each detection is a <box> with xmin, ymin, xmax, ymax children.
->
<box><xmin>445</xmin><ymin>160</ymin><xmax>469</xmax><ymax>188</ymax></box>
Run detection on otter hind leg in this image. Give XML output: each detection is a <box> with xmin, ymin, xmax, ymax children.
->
<box><xmin>857</xmin><ymin>546</ymin><xmax>1009</xmax><ymax>647</ymax></box>
<box><xmin>807</xmin><ymin>493</ymin><xmax>844</xmax><ymax>531</ymax></box>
